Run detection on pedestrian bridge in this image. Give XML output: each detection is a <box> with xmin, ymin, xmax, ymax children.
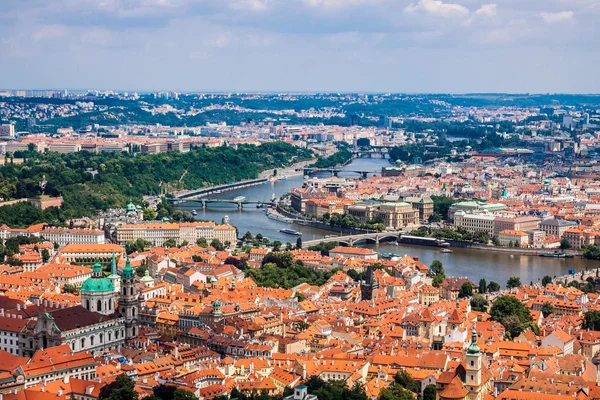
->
<box><xmin>302</xmin><ymin>231</ymin><xmax>402</xmax><ymax>248</ymax></box>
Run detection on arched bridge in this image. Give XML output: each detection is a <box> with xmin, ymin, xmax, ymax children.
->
<box><xmin>300</xmin><ymin>168</ymin><xmax>379</xmax><ymax>178</ymax></box>
<box><xmin>302</xmin><ymin>231</ymin><xmax>401</xmax><ymax>248</ymax></box>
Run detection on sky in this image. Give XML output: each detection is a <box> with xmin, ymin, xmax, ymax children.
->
<box><xmin>1</xmin><ymin>0</ymin><xmax>599</xmax><ymax>93</ymax></box>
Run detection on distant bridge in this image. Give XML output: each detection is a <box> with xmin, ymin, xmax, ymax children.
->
<box><xmin>302</xmin><ymin>231</ymin><xmax>401</xmax><ymax>248</ymax></box>
<box><xmin>352</xmin><ymin>147</ymin><xmax>391</xmax><ymax>159</ymax></box>
<box><xmin>300</xmin><ymin>168</ymin><xmax>379</xmax><ymax>178</ymax></box>
<box><xmin>169</xmin><ymin>197</ymin><xmax>276</xmax><ymax>210</ymax></box>
<box><xmin>174</xmin><ymin>178</ymin><xmax>268</xmax><ymax>200</ymax></box>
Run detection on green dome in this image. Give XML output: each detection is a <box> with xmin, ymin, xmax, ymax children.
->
<box><xmin>81</xmin><ymin>261</ymin><xmax>114</xmax><ymax>292</ymax></box>
<box><xmin>126</xmin><ymin>200</ymin><xmax>136</xmax><ymax>213</ymax></box>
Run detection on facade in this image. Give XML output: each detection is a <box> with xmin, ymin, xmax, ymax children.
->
<box><xmin>374</xmin><ymin>202</ymin><xmax>420</xmax><ymax>229</ymax></box>
<box><xmin>403</xmin><ymin>196</ymin><xmax>434</xmax><ymax>222</ymax></box>
<box><xmin>59</xmin><ymin>244</ymin><xmax>125</xmax><ymax>264</ymax></box>
<box><xmin>329</xmin><ymin>246</ymin><xmax>378</xmax><ymax>260</ymax></box>
<box><xmin>453</xmin><ymin>211</ymin><xmax>496</xmax><ymax>236</ymax></box>
<box><xmin>493</xmin><ymin>216</ymin><xmax>541</xmax><ymax>237</ymax></box>
<box><xmin>116</xmin><ymin>222</ymin><xmax>236</xmax><ymax>247</ymax></box>
<box><xmin>540</xmin><ymin>218</ymin><xmax>578</xmax><ymax>237</ymax></box>
<box><xmin>39</xmin><ymin>227</ymin><xmax>105</xmax><ymax>246</ymax></box>
<box><xmin>498</xmin><ymin>230</ymin><xmax>529</xmax><ymax>246</ymax></box>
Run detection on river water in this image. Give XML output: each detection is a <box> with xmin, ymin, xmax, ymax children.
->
<box><xmin>176</xmin><ymin>157</ymin><xmax>598</xmax><ymax>284</ymax></box>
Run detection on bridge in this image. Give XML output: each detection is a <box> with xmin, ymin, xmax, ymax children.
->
<box><xmin>300</xmin><ymin>167</ymin><xmax>379</xmax><ymax>178</ymax></box>
<box><xmin>169</xmin><ymin>197</ymin><xmax>276</xmax><ymax>210</ymax></box>
<box><xmin>302</xmin><ymin>231</ymin><xmax>401</xmax><ymax>248</ymax></box>
<box><xmin>352</xmin><ymin>147</ymin><xmax>391</xmax><ymax>159</ymax></box>
<box><xmin>174</xmin><ymin>178</ymin><xmax>268</xmax><ymax>200</ymax></box>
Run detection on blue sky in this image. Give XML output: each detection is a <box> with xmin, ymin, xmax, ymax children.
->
<box><xmin>1</xmin><ymin>0</ymin><xmax>598</xmax><ymax>93</ymax></box>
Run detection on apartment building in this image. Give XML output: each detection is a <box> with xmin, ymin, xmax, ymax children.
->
<box><xmin>116</xmin><ymin>222</ymin><xmax>236</xmax><ymax>246</ymax></box>
<box><xmin>540</xmin><ymin>218</ymin><xmax>578</xmax><ymax>237</ymax></box>
<box><xmin>453</xmin><ymin>211</ymin><xmax>496</xmax><ymax>236</ymax></box>
<box><xmin>498</xmin><ymin>230</ymin><xmax>529</xmax><ymax>246</ymax></box>
<box><xmin>40</xmin><ymin>227</ymin><xmax>105</xmax><ymax>246</ymax></box>
<box><xmin>493</xmin><ymin>216</ymin><xmax>541</xmax><ymax>236</ymax></box>
<box><xmin>345</xmin><ymin>201</ymin><xmax>419</xmax><ymax>229</ymax></box>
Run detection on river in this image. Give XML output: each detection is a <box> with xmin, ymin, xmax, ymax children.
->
<box><xmin>176</xmin><ymin>157</ymin><xmax>599</xmax><ymax>283</ymax></box>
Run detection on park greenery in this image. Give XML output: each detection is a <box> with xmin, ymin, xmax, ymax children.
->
<box><xmin>0</xmin><ymin>143</ymin><xmax>313</xmax><ymax>226</ymax></box>
<box><xmin>428</xmin><ymin>260</ymin><xmax>445</xmax><ymax>287</ymax></box>
<box><xmin>490</xmin><ymin>295</ymin><xmax>537</xmax><ymax>339</ymax></box>
<box><xmin>409</xmin><ymin>225</ymin><xmax>489</xmax><ymax>244</ymax></box>
<box><xmin>583</xmin><ymin>311</ymin><xmax>600</xmax><ymax>331</ymax></box>
<box><xmin>310</xmin><ymin>148</ymin><xmax>353</xmax><ymax>169</ymax></box>
<box><xmin>244</xmin><ymin>251</ymin><xmax>336</xmax><ymax>289</ymax></box>
<box><xmin>583</xmin><ymin>245</ymin><xmax>600</xmax><ymax>260</ymax></box>
<box><xmin>321</xmin><ymin>213</ymin><xmax>385</xmax><ymax>232</ymax></box>
<box><xmin>307</xmin><ymin>241</ymin><xmax>339</xmax><ymax>256</ymax></box>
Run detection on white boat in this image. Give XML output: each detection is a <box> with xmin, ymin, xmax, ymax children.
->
<box><xmin>191</xmin><ymin>210</ymin><xmax>198</xmax><ymax>216</ymax></box>
<box><xmin>440</xmin><ymin>248</ymin><xmax>453</xmax><ymax>253</ymax></box>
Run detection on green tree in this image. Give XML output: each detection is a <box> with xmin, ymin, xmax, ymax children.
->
<box><xmin>560</xmin><ymin>238</ymin><xmax>571</xmax><ymax>250</ymax></box>
<box><xmin>470</xmin><ymin>294</ymin><xmax>489</xmax><ymax>312</ymax></box>
<box><xmin>242</xmin><ymin>231</ymin><xmax>254</xmax><ymax>242</ymax></box>
<box><xmin>429</xmin><ymin>260</ymin><xmax>445</xmax><ymax>277</ymax></box>
<box><xmin>584</xmin><ymin>245</ymin><xmax>600</xmax><ymax>260</ymax></box>
<box><xmin>459</xmin><ymin>282</ymin><xmax>473</xmax><ymax>298</ymax></box>
<box><xmin>541</xmin><ymin>302</ymin><xmax>554</xmax><ymax>318</ymax></box>
<box><xmin>490</xmin><ymin>295</ymin><xmax>533</xmax><ymax>338</ymax></box>
<box><xmin>196</xmin><ymin>237</ymin><xmax>208</xmax><ymax>247</ymax></box>
<box><xmin>41</xmin><ymin>249</ymin><xmax>50</xmax><ymax>263</ymax></box>
<box><xmin>432</xmin><ymin>275</ymin><xmax>444</xmax><ymax>288</ymax></box>
<box><xmin>99</xmin><ymin>374</ymin><xmax>138</xmax><ymax>400</ymax></box>
<box><xmin>541</xmin><ymin>275</ymin><xmax>553</xmax><ymax>287</ymax></box>
<box><xmin>506</xmin><ymin>276</ymin><xmax>521</xmax><ymax>289</ymax></box>
<box><xmin>143</xmin><ymin>208</ymin><xmax>157</xmax><ymax>221</ymax></box>
<box><xmin>163</xmin><ymin>238</ymin><xmax>177</xmax><ymax>248</ymax></box>
<box><xmin>210</xmin><ymin>239</ymin><xmax>225</xmax><ymax>251</ymax></box>
<box><xmin>583</xmin><ymin>310</ymin><xmax>600</xmax><ymax>331</ymax></box>
<box><xmin>272</xmin><ymin>241</ymin><xmax>282</xmax><ymax>252</ymax></box>
<box><xmin>487</xmin><ymin>281</ymin><xmax>500</xmax><ymax>292</ymax></box>
<box><xmin>423</xmin><ymin>384</ymin><xmax>436</xmax><ymax>400</ymax></box>
<box><xmin>478</xmin><ymin>278</ymin><xmax>487</xmax><ymax>294</ymax></box>
<box><xmin>296</xmin><ymin>236</ymin><xmax>303</xmax><ymax>249</ymax></box>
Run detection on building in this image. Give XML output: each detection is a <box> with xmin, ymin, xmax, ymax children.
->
<box><xmin>498</xmin><ymin>230</ymin><xmax>529</xmax><ymax>247</ymax></box>
<box><xmin>453</xmin><ymin>211</ymin><xmax>496</xmax><ymax>236</ymax></box>
<box><xmin>329</xmin><ymin>246</ymin><xmax>378</xmax><ymax>261</ymax></box>
<box><xmin>493</xmin><ymin>216</ymin><xmax>541</xmax><ymax>237</ymax></box>
<box><xmin>39</xmin><ymin>227</ymin><xmax>105</xmax><ymax>246</ymax></box>
<box><xmin>0</xmin><ymin>124</ymin><xmax>15</xmax><ymax>137</ymax></box>
<box><xmin>116</xmin><ymin>222</ymin><xmax>236</xmax><ymax>247</ymax></box>
<box><xmin>540</xmin><ymin>218</ymin><xmax>578</xmax><ymax>238</ymax></box>
<box><xmin>403</xmin><ymin>196</ymin><xmax>434</xmax><ymax>222</ymax></box>
<box><xmin>59</xmin><ymin>244</ymin><xmax>125</xmax><ymax>264</ymax></box>
<box><xmin>374</xmin><ymin>202</ymin><xmax>420</xmax><ymax>229</ymax></box>
<box><xmin>439</xmin><ymin>278</ymin><xmax>478</xmax><ymax>300</ymax></box>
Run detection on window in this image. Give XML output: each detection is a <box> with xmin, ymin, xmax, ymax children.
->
<box><xmin>90</xmin><ymin>336</ymin><xmax>94</xmax><ymax>346</ymax></box>
<box><xmin>130</xmin><ymin>287</ymin><xmax>134</xmax><ymax>295</ymax></box>
<box><xmin>123</xmin><ymin>287</ymin><xmax>127</xmax><ymax>296</ymax></box>
<box><xmin>81</xmin><ymin>338</ymin><xmax>85</xmax><ymax>348</ymax></box>
<box><xmin>97</xmin><ymin>300</ymin><xmax>102</xmax><ymax>312</ymax></box>
<box><xmin>471</xmin><ymin>360</ymin><xmax>474</xmax><ymax>366</ymax></box>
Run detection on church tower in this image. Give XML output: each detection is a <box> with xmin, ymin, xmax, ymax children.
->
<box><xmin>465</xmin><ymin>329</ymin><xmax>483</xmax><ymax>398</ymax></box>
<box><xmin>81</xmin><ymin>261</ymin><xmax>115</xmax><ymax>316</ymax></box>
<box><xmin>119</xmin><ymin>259</ymin><xmax>139</xmax><ymax>340</ymax></box>
<box><xmin>107</xmin><ymin>251</ymin><xmax>121</xmax><ymax>295</ymax></box>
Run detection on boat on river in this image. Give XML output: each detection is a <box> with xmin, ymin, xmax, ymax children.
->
<box><xmin>280</xmin><ymin>228</ymin><xmax>302</xmax><ymax>236</ymax></box>
<box><xmin>399</xmin><ymin>235</ymin><xmax>450</xmax><ymax>247</ymax></box>
<box><xmin>191</xmin><ymin>210</ymin><xmax>198</xmax><ymax>216</ymax></box>
<box><xmin>440</xmin><ymin>248</ymin><xmax>453</xmax><ymax>253</ymax></box>
<box><xmin>266</xmin><ymin>210</ymin><xmax>293</xmax><ymax>223</ymax></box>
<box><xmin>539</xmin><ymin>252</ymin><xmax>574</xmax><ymax>258</ymax></box>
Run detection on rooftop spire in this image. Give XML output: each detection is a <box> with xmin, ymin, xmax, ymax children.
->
<box><xmin>111</xmin><ymin>250</ymin><xmax>116</xmax><ymax>275</ymax></box>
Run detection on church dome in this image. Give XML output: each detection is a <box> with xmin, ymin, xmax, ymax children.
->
<box><xmin>81</xmin><ymin>261</ymin><xmax>114</xmax><ymax>292</ymax></box>
<box><xmin>126</xmin><ymin>200</ymin><xmax>137</xmax><ymax>213</ymax></box>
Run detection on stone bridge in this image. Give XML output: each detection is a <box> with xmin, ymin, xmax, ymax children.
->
<box><xmin>302</xmin><ymin>231</ymin><xmax>402</xmax><ymax>248</ymax></box>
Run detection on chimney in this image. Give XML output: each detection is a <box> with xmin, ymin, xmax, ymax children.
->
<box><xmin>57</xmin><ymin>390</ymin><xmax>63</xmax><ymax>397</ymax></box>
<box><xmin>64</xmin><ymin>375</ymin><xmax>70</xmax><ymax>384</ymax></box>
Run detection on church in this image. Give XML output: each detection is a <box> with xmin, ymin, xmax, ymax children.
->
<box><xmin>20</xmin><ymin>258</ymin><xmax>141</xmax><ymax>357</ymax></box>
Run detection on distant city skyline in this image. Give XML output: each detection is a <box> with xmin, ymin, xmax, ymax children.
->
<box><xmin>1</xmin><ymin>0</ymin><xmax>598</xmax><ymax>93</ymax></box>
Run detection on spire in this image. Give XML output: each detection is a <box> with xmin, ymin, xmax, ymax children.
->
<box><xmin>467</xmin><ymin>329</ymin><xmax>481</xmax><ymax>355</ymax></box>
<box><xmin>111</xmin><ymin>250</ymin><xmax>116</xmax><ymax>276</ymax></box>
<box><xmin>122</xmin><ymin>257</ymin><xmax>134</xmax><ymax>279</ymax></box>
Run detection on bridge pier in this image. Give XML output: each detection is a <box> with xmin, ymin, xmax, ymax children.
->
<box><xmin>237</xmin><ymin>202</ymin><xmax>243</xmax><ymax>210</ymax></box>
<box><xmin>201</xmin><ymin>200</ymin><xmax>206</xmax><ymax>209</ymax></box>
<box><xmin>361</xmin><ymin>171</ymin><xmax>369</xmax><ymax>179</ymax></box>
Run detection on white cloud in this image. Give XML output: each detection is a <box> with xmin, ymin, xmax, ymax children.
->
<box><xmin>405</xmin><ymin>0</ymin><xmax>469</xmax><ymax>18</ymax></box>
<box><xmin>304</xmin><ymin>0</ymin><xmax>381</xmax><ymax>9</ymax></box>
<box><xmin>541</xmin><ymin>10</ymin><xmax>574</xmax><ymax>23</ymax></box>
<box><xmin>475</xmin><ymin>4</ymin><xmax>496</xmax><ymax>17</ymax></box>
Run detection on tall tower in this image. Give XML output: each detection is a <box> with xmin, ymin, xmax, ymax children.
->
<box><xmin>465</xmin><ymin>329</ymin><xmax>483</xmax><ymax>397</ymax></box>
<box><xmin>81</xmin><ymin>261</ymin><xmax>115</xmax><ymax>316</ymax></box>
<box><xmin>360</xmin><ymin>265</ymin><xmax>379</xmax><ymax>301</ymax></box>
<box><xmin>107</xmin><ymin>251</ymin><xmax>121</xmax><ymax>294</ymax></box>
<box><xmin>119</xmin><ymin>259</ymin><xmax>139</xmax><ymax>340</ymax></box>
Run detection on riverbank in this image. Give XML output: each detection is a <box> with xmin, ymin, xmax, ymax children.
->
<box><xmin>258</xmin><ymin>159</ymin><xmax>316</xmax><ymax>179</ymax></box>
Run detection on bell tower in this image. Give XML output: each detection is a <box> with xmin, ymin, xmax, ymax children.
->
<box><xmin>119</xmin><ymin>259</ymin><xmax>139</xmax><ymax>340</ymax></box>
<box><xmin>465</xmin><ymin>329</ymin><xmax>483</xmax><ymax>398</ymax></box>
